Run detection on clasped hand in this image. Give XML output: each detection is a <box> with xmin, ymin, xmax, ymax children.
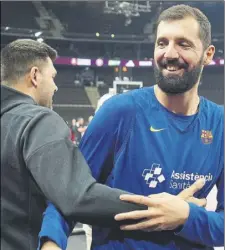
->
<box><xmin>115</xmin><ymin>179</ymin><xmax>206</xmax><ymax>232</ymax></box>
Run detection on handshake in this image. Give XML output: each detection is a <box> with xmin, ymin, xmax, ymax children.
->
<box><xmin>42</xmin><ymin>178</ymin><xmax>206</xmax><ymax>250</ymax></box>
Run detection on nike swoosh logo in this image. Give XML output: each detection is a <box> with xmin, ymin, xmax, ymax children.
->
<box><xmin>150</xmin><ymin>126</ymin><xmax>166</xmax><ymax>132</ymax></box>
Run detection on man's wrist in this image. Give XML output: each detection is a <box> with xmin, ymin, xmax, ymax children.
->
<box><xmin>40</xmin><ymin>237</ymin><xmax>61</xmax><ymax>250</ymax></box>
<box><xmin>180</xmin><ymin>201</ymin><xmax>190</xmax><ymax>226</ymax></box>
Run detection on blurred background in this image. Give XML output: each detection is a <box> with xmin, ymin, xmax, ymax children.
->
<box><xmin>1</xmin><ymin>1</ymin><xmax>224</xmax><ymax>123</ymax></box>
<box><xmin>1</xmin><ymin>1</ymin><xmax>224</xmax><ymax>249</ymax></box>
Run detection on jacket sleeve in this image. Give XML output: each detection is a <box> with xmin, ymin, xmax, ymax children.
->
<box><xmin>175</xmin><ymin>168</ymin><xmax>224</xmax><ymax>246</ymax></box>
<box><xmin>23</xmin><ymin>109</ymin><xmax>146</xmax><ymax>226</ymax></box>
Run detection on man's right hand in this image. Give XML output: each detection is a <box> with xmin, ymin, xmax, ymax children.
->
<box><xmin>178</xmin><ymin>178</ymin><xmax>207</xmax><ymax>207</ymax></box>
<box><xmin>145</xmin><ymin>178</ymin><xmax>207</xmax><ymax>207</ymax></box>
<box><xmin>114</xmin><ymin>179</ymin><xmax>207</xmax><ymax>232</ymax></box>
<box><xmin>145</xmin><ymin>179</ymin><xmax>207</xmax><ymax>207</ymax></box>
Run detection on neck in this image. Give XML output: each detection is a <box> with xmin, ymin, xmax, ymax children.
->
<box><xmin>154</xmin><ymin>85</ymin><xmax>200</xmax><ymax>115</ymax></box>
<box><xmin>3</xmin><ymin>80</ymin><xmax>38</xmax><ymax>103</ymax></box>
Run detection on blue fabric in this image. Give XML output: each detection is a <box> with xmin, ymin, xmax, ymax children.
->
<box><xmin>37</xmin><ymin>202</ymin><xmax>69</xmax><ymax>250</ymax></box>
<box><xmin>175</xmin><ymin>201</ymin><xmax>224</xmax><ymax>247</ymax></box>
<box><xmin>176</xmin><ymin>169</ymin><xmax>224</xmax><ymax>246</ymax></box>
<box><xmin>39</xmin><ymin>87</ymin><xmax>224</xmax><ymax>249</ymax></box>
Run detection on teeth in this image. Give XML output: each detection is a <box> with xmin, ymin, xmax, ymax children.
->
<box><xmin>167</xmin><ymin>66</ymin><xmax>179</xmax><ymax>71</ymax></box>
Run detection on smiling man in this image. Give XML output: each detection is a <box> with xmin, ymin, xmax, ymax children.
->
<box><xmin>154</xmin><ymin>16</ymin><xmax>207</xmax><ymax>96</ymax></box>
<box><xmin>39</xmin><ymin>4</ymin><xmax>224</xmax><ymax>250</ymax></box>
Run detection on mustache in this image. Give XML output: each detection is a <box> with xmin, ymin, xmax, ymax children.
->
<box><xmin>158</xmin><ymin>59</ymin><xmax>189</xmax><ymax>70</ymax></box>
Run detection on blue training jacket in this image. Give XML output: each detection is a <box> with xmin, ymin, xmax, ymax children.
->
<box><xmin>38</xmin><ymin>86</ymin><xmax>224</xmax><ymax>250</ymax></box>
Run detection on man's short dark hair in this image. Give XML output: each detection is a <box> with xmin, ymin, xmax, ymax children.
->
<box><xmin>1</xmin><ymin>39</ymin><xmax>57</xmax><ymax>83</ymax></box>
<box><xmin>155</xmin><ymin>4</ymin><xmax>211</xmax><ymax>50</ymax></box>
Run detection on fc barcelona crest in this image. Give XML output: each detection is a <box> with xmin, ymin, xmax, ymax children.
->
<box><xmin>201</xmin><ymin>130</ymin><xmax>213</xmax><ymax>144</ymax></box>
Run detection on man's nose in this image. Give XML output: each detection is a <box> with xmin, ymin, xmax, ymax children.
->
<box><xmin>164</xmin><ymin>43</ymin><xmax>179</xmax><ymax>60</ymax></box>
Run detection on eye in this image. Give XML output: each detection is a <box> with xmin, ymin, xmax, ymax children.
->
<box><xmin>179</xmin><ymin>42</ymin><xmax>190</xmax><ymax>48</ymax></box>
<box><xmin>158</xmin><ymin>41</ymin><xmax>166</xmax><ymax>48</ymax></box>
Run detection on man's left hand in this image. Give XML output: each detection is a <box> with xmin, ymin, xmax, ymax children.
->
<box><xmin>114</xmin><ymin>193</ymin><xmax>189</xmax><ymax>231</ymax></box>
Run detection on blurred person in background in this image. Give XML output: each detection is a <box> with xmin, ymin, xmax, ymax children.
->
<box><xmin>95</xmin><ymin>93</ymin><xmax>115</xmax><ymax>113</ymax></box>
<box><xmin>70</xmin><ymin>118</ymin><xmax>77</xmax><ymax>143</ymax></box>
<box><xmin>75</xmin><ymin>117</ymin><xmax>87</xmax><ymax>144</ymax></box>
<box><xmin>87</xmin><ymin>115</ymin><xmax>94</xmax><ymax>125</ymax></box>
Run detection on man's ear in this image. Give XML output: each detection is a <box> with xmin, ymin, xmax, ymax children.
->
<box><xmin>29</xmin><ymin>66</ymin><xmax>41</xmax><ymax>88</ymax></box>
<box><xmin>203</xmin><ymin>45</ymin><xmax>215</xmax><ymax>66</ymax></box>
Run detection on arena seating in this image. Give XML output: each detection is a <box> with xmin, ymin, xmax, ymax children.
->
<box><xmin>97</xmin><ymin>86</ymin><xmax>109</xmax><ymax>97</ymax></box>
<box><xmin>54</xmin><ymin>86</ymin><xmax>91</xmax><ymax>105</ymax></box>
<box><xmin>42</xmin><ymin>2</ymin><xmax>151</xmax><ymax>35</ymax></box>
<box><xmin>199</xmin><ymin>89</ymin><xmax>224</xmax><ymax>105</ymax></box>
<box><xmin>1</xmin><ymin>1</ymin><xmax>223</xmax><ymax>122</ymax></box>
<box><xmin>53</xmin><ymin>107</ymin><xmax>94</xmax><ymax>122</ymax></box>
<box><xmin>1</xmin><ymin>2</ymin><xmax>39</xmax><ymax>29</ymax></box>
<box><xmin>42</xmin><ymin>2</ymin><xmax>223</xmax><ymax>36</ymax></box>
<box><xmin>1</xmin><ymin>2</ymin><xmax>224</xmax><ymax>36</ymax></box>
<box><xmin>54</xmin><ymin>66</ymin><xmax>81</xmax><ymax>87</ymax></box>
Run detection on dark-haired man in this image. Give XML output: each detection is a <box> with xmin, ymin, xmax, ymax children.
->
<box><xmin>40</xmin><ymin>4</ymin><xmax>224</xmax><ymax>250</ymax></box>
<box><xmin>1</xmin><ymin>39</ymin><xmax>151</xmax><ymax>250</ymax></box>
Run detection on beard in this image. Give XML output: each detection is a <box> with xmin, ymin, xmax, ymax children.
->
<box><xmin>154</xmin><ymin>55</ymin><xmax>204</xmax><ymax>95</ymax></box>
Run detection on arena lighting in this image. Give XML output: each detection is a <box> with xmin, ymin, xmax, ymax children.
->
<box><xmin>96</xmin><ymin>32</ymin><xmax>100</xmax><ymax>37</ymax></box>
<box><xmin>126</xmin><ymin>60</ymin><xmax>135</xmax><ymax>67</ymax></box>
<box><xmin>104</xmin><ymin>0</ymin><xmax>151</xmax><ymax>25</ymax></box>
<box><xmin>34</xmin><ymin>31</ymin><xmax>42</xmax><ymax>37</ymax></box>
<box><xmin>77</xmin><ymin>58</ymin><xmax>91</xmax><ymax>66</ymax></box>
<box><xmin>125</xmin><ymin>18</ymin><xmax>132</xmax><ymax>26</ymax></box>
<box><xmin>209</xmin><ymin>61</ymin><xmax>216</xmax><ymax>66</ymax></box>
<box><xmin>54</xmin><ymin>57</ymin><xmax>223</xmax><ymax>68</ymax></box>
<box><xmin>71</xmin><ymin>58</ymin><xmax>77</xmax><ymax>65</ymax></box>
<box><xmin>104</xmin><ymin>1</ymin><xmax>151</xmax><ymax>15</ymax></box>
<box><xmin>104</xmin><ymin>1</ymin><xmax>151</xmax><ymax>26</ymax></box>
<box><xmin>96</xmin><ymin>58</ymin><xmax>104</xmax><ymax>67</ymax></box>
<box><xmin>122</xmin><ymin>66</ymin><xmax>128</xmax><ymax>72</ymax></box>
<box><xmin>111</xmin><ymin>34</ymin><xmax>115</xmax><ymax>38</ymax></box>
<box><xmin>37</xmin><ymin>38</ymin><xmax>44</xmax><ymax>43</ymax></box>
<box><xmin>5</xmin><ymin>26</ymin><xmax>9</xmax><ymax>31</ymax></box>
<box><xmin>139</xmin><ymin>60</ymin><xmax>152</xmax><ymax>66</ymax></box>
<box><xmin>108</xmin><ymin>60</ymin><xmax>121</xmax><ymax>66</ymax></box>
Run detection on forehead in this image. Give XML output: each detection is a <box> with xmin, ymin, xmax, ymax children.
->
<box><xmin>156</xmin><ymin>17</ymin><xmax>200</xmax><ymax>42</ymax></box>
